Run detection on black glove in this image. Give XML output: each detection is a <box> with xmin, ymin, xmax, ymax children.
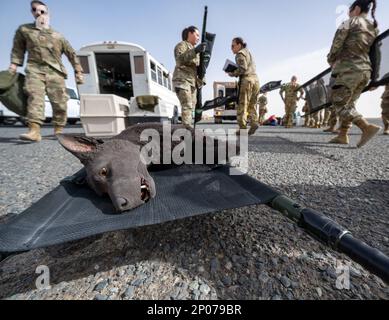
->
<box><xmin>195</xmin><ymin>42</ymin><xmax>207</xmax><ymax>54</ymax></box>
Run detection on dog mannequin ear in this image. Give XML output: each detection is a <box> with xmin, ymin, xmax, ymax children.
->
<box><xmin>57</xmin><ymin>134</ymin><xmax>104</xmax><ymax>164</ymax></box>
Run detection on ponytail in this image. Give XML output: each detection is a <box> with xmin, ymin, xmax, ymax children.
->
<box><xmin>232</xmin><ymin>37</ymin><xmax>247</xmax><ymax>49</ymax></box>
<box><xmin>350</xmin><ymin>0</ymin><xmax>378</xmax><ymax>28</ymax></box>
<box><xmin>371</xmin><ymin>0</ymin><xmax>378</xmax><ymax>28</ymax></box>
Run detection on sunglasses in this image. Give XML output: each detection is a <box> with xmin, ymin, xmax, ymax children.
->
<box><xmin>32</xmin><ymin>7</ymin><xmax>47</xmax><ymax>14</ymax></box>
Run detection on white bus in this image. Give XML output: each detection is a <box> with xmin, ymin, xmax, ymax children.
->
<box><xmin>77</xmin><ymin>41</ymin><xmax>181</xmax><ymax>125</ymax></box>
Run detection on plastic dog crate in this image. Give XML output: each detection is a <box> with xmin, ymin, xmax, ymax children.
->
<box><xmin>80</xmin><ymin>94</ymin><xmax>130</xmax><ymax>137</ymax></box>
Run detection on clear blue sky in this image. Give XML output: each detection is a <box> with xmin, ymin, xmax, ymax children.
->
<box><xmin>1</xmin><ymin>0</ymin><xmax>388</xmax><ymax>116</ymax></box>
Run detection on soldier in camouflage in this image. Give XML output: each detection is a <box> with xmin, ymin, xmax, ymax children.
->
<box><xmin>10</xmin><ymin>2</ymin><xmax>84</xmax><ymax>141</ymax></box>
<box><xmin>257</xmin><ymin>93</ymin><xmax>268</xmax><ymax>125</ymax></box>
<box><xmin>302</xmin><ymin>99</ymin><xmax>311</xmax><ymax>127</ymax></box>
<box><xmin>327</xmin><ymin>0</ymin><xmax>380</xmax><ymax>147</ymax></box>
<box><xmin>279</xmin><ymin>76</ymin><xmax>304</xmax><ymax>128</ymax></box>
<box><xmin>313</xmin><ymin>109</ymin><xmax>325</xmax><ymax>128</ymax></box>
<box><xmin>323</xmin><ymin>107</ymin><xmax>340</xmax><ymax>133</ymax></box>
<box><xmin>9</xmin><ymin>1</ymin><xmax>84</xmax><ymax>142</ymax></box>
<box><xmin>227</xmin><ymin>37</ymin><xmax>260</xmax><ymax>135</ymax></box>
<box><xmin>173</xmin><ymin>26</ymin><xmax>206</xmax><ymax>128</ymax></box>
<box><xmin>382</xmin><ymin>85</ymin><xmax>389</xmax><ymax>135</ymax></box>
<box><xmin>323</xmin><ymin>108</ymin><xmax>331</xmax><ymax>127</ymax></box>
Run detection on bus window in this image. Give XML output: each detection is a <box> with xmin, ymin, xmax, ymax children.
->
<box><xmin>168</xmin><ymin>77</ymin><xmax>172</xmax><ymax>91</ymax></box>
<box><xmin>150</xmin><ymin>61</ymin><xmax>157</xmax><ymax>82</ymax></box>
<box><xmin>134</xmin><ymin>56</ymin><xmax>145</xmax><ymax>74</ymax></box>
<box><xmin>78</xmin><ymin>56</ymin><xmax>90</xmax><ymax>74</ymax></box>
<box><xmin>95</xmin><ymin>53</ymin><xmax>134</xmax><ymax>100</ymax></box>
<box><xmin>66</xmin><ymin>88</ymin><xmax>78</xmax><ymax>100</ymax></box>
<box><xmin>163</xmin><ymin>72</ymin><xmax>169</xmax><ymax>88</ymax></box>
<box><xmin>157</xmin><ymin>67</ymin><xmax>163</xmax><ymax>86</ymax></box>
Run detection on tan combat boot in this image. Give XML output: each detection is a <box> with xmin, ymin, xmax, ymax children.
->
<box><xmin>354</xmin><ymin>118</ymin><xmax>381</xmax><ymax>148</ymax></box>
<box><xmin>19</xmin><ymin>123</ymin><xmax>42</xmax><ymax>142</ymax></box>
<box><xmin>248</xmin><ymin>123</ymin><xmax>259</xmax><ymax>136</ymax></box>
<box><xmin>54</xmin><ymin>126</ymin><xmax>64</xmax><ymax>135</ymax></box>
<box><xmin>329</xmin><ymin>127</ymin><xmax>350</xmax><ymax>145</ymax></box>
<box><xmin>383</xmin><ymin>121</ymin><xmax>389</xmax><ymax>135</ymax></box>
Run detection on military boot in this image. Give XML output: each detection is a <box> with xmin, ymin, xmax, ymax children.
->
<box><xmin>354</xmin><ymin>118</ymin><xmax>381</xmax><ymax>148</ymax></box>
<box><xmin>383</xmin><ymin>119</ymin><xmax>389</xmax><ymax>135</ymax></box>
<box><xmin>248</xmin><ymin>123</ymin><xmax>259</xmax><ymax>136</ymax></box>
<box><xmin>54</xmin><ymin>126</ymin><xmax>64</xmax><ymax>135</ymax></box>
<box><xmin>384</xmin><ymin>124</ymin><xmax>389</xmax><ymax>135</ymax></box>
<box><xmin>329</xmin><ymin>127</ymin><xmax>350</xmax><ymax>145</ymax></box>
<box><xmin>19</xmin><ymin>123</ymin><xmax>42</xmax><ymax>142</ymax></box>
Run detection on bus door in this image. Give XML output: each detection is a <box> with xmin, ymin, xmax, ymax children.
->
<box><xmin>94</xmin><ymin>52</ymin><xmax>134</xmax><ymax>100</ymax></box>
<box><xmin>77</xmin><ymin>52</ymin><xmax>99</xmax><ymax>95</ymax></box>
<box><xmin>131</xmin><ymin>51</ymin><xmax>148</xmax><ymax>97</ymax></box>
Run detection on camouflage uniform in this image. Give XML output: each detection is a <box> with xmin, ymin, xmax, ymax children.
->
<box><xmin>323</xmin><ymin>108</ymin><xmax>331</xmax><ymax>126</ymax></box>
<box><xmin>230</xmin><ymin>48</ymin><xmax>260</xmax><ymax>129</ymax></box>
<box><xmin>280</xmin><ymin>82</ymin><xmax>303</xmax><ymax>127</ymax></box>
<box><xmin>302</xmin><ymin>100</ymin><xmax>311</xmax><ymax>127</ymax></box>
<box><xmin>11</xmin><ymin>23</ymin><xmax>83</xmax><ymax>127</ymax></box>
<box><xmin>312</xmin><ymin>109</ymin><xmax>324</xmax><ymax>128</ymax></box>
<box><xmin>173</xmin><ymin>41</ymin><xmax>200</xmax><ymax>127</ymax></box>
<box><xmin>257</xmin><ymin>95</ymin><xmax>268</xmax><ymax>125</ymax></box>
<box><xmin>328</xmin><ymin>14</ymin><xmax>378</xmax><ymax>129</ymax></box>
<box><xmin>381</xmin><ymin>85</ymin><xmax>389</xmax><ymax>131</ymax></box>
<box><xmin>326</xmin><ymin>107</ymin><xmax>339</xmax><ymax>129</ymax></box>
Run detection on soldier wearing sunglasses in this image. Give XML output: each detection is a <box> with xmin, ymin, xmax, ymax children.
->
<box><xmin>9</xmin><ymin>1</ymin><xmax>84</xmax><ymax>142</ymax></box>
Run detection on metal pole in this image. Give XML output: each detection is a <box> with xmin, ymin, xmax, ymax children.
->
<box><xmin>270</xmin><ymin>195</ymin><xmax>389</xmax><ymax>284</ymax></box>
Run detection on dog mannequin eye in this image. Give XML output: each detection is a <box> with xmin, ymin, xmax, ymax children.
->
<box><xmin>99</xmin><ymin>168</ymin><xmax>109</xmax><ymax>177</ymax></box>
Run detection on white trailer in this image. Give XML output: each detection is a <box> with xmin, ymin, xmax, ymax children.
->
<box><xmin>213</xmin><ymin>82</ymin><xmax>238</xmax><ymax>124</ymax></box>
<box><xmin>76</xmin><ymin>41</ymin><xmax>181</xmax><ymax>126</ymax></box>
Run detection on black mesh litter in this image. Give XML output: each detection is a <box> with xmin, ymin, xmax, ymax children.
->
<box><xmin>370</xmin><ymin>29</ymin><xmax>389</xmax><ymax>87</ymax></box>
<box><xmin>302</xmin><ymin>70</ymin><xmax>332</xmax><ymax>113</ymax></box>
<box><xmin>0</xmin><ymin>165</ymin><xmax>279</xmax><ymax>253</ymax></box>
